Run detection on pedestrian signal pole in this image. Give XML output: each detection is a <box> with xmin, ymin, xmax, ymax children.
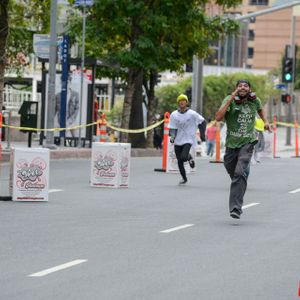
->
<box><xmin>286</xmin><ymin>14</ymin><xmax>296</xmax><ymax>146</ymax></box>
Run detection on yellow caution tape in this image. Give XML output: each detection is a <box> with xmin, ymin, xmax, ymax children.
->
<box><xmin>1</xmin><ymin>122</ymin><xmax>98</xmax><ymax>132</ymax></box>
<box><xmin>106</xmin><ymin>119</ymin><xmax>164</xmax><ymax>133</ymax></box>
<box><xmin>1</xmin><ymin>119</ymin><xmax>164</xmax><ymax>133</ymax></box>
<box><xmin>276</xmin><ymin>121</ymin><xmax>296</xmax><ymax>128</ymax></box>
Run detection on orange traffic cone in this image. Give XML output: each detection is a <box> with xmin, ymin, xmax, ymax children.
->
<box><xmin>154</xmin><ymin>112</ymin><xmax>170</xmax><ymax>172</ymax></box>
<box><xmin>210</xmin><ymin>123</ymin><xmax>223</xmax><ymax>163</ymax></box>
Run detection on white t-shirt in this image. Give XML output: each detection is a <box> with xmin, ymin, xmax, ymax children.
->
<box><xmin>169</xmin><ymin>109</ymin><xmax>205</xmax><ymax>146</ymax></box>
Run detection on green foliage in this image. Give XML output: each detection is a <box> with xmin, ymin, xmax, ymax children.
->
<box><xmin>67</xmin><ymin>0</ymin><xmax>241</xmax><ymax>78</ymax></box>
<box><xmin>156</xmin><ymin>77</ymin><xmax>192</xmax><ymax>113</ymax></box>
<box><xmin>156</xmin><ymin>73</ymin><xmax>279</xmax><ymax>118</ymax></box>
<box><xmin>6</xmin><ymin>0</ymin><xmax>51</xmax><ymax>73</ymax></box>
<box><xmin>105</xmin><ymin>100</ymin><xmax>124</xmax><ymax>126</ymax></box>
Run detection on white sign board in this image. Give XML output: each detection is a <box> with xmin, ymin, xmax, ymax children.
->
<box><xmin>33</xmin><ymin>34</ymin><xmax>63</xmax><ymax>59</ymax></box>
<box><xmin>11</xmin><ymin>148</ymin><xmax>50</xmax><ymax>201</ymax></box>
<box><xmin>166</xmin><ymin>138</ymin><xmax>196</xmax><ymax>174</ymax></box>
<box><xmin>261</xmin><ymin>132</ymin><xmax>273</xmax><ymax>159</ymax></box>
<box><xmin>90</xmin><ymin>143</ymin><xmax>131</xmax><ymax>188</ymax></box>
<box><xmin>74</xmin><ymin>0</ymin><xmax>93</xmax><ymax>6</ymax></box>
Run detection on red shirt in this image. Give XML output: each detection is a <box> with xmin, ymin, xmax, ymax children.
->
<box><xmin>206</xmin><ymin>126</ymin><xmax>217</xmax><ymax>141</ymax></box>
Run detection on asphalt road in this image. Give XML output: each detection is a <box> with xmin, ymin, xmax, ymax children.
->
<box><xmin>0</xmin><ymin>157</ymin><xmax>300</xmax><ymax>300</ymax></box>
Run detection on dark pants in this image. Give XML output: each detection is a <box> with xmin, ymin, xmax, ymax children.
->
<box><xmin>174</xmin><ymin>143</ymin><xmax>192</xmax><ymax>181</ymax></box>
<box><xmin>224</xmin><ymin>143</ymin><xmax>254</xmax><ymax>214</ymax></box>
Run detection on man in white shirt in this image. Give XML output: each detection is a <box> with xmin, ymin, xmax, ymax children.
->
<box><xmin>169</xmin><ymin>94</ymin><xmax>206</xmax><ymax>184</ymax></box>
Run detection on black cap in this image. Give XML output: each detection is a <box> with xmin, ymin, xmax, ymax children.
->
<box><xmin>236</xmin><ymin>80</ymin><xmax>251</xmax><ymax>87</ymax></box>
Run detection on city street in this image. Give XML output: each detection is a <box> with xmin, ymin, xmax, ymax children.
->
<box><xmin>0</xmin><ymin>156</ymin><xmax>300</xmax><ymax>300</ymax></box>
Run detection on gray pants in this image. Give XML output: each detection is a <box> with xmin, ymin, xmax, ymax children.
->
<box><xmin>224</xmin><ymin>143</ymin><xmax>254</xmax><ymax>214</ymax></box>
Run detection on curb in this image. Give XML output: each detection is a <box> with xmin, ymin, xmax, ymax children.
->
<box><xmin>0</xmin><ymin>148</ymin><xmax>163</xmax><ymax>162</ymax></box>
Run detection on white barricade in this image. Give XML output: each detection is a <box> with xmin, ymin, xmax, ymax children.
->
<box><xmin>261</xmin><ymin>132</ymin><xmax>273</xmax><ymax>159</ymax></box>
<box><xmin>10</xmin><ymin>148</ymin><xmax>50</xmax><ymax>201</ymax></box>
<box><xmin>90</xmin><ymin>142</ymin><xmax>131</xmax><ymax>188</ymax></box>
<box><xmin>166</xmin><ymin>138</ymin><xmax>196</xmax><ymax>174</ymax></box>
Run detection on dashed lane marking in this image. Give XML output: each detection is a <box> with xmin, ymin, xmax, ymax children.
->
<box><xmin>289</xmin><ymin>188</ymin><xmax>300</xmax><ymax>194</ymax></box>
<box><xmin>242</xmin><ymin>202</ymin><xmax>260</xmax><ymax>209</ymax></box>
<box><xmin>160</xmin><ymin>224</ymin><xmax>194</xmax><ymax>233</ymax></box>
<box><xmin>28</xmin><ymin>259</ymin><xmax>87</xmax><ymax>277</ymax></box>
<box><xmin>49</xmin><ymin>189</ymin><xmax>64</xmax><ymax>193</ymax></box>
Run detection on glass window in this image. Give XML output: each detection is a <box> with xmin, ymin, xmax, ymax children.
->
<box><xmin>249</xmin><ymin>30</ymin><xmax>255</xmax><ymax>41</ymax></box>
<box><xmin>248</xmin><ymin>47</ymin><xmax>254</xmax><ymax>58</ymax></box>
<box><xmin>249</xmin><ymin>0</ymin><xmax>269</xmax><ymax>5</ymax></box>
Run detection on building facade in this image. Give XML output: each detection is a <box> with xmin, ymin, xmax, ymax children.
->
<box><xmin>206</xmin><ymin>0</ymin><xmax>300</xmax><ymax>70</ymax></box>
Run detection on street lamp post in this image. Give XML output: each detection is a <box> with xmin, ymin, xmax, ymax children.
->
<box><xmin>45</xmin><ymin>0</ymin><xmax>58</xmax><ymax>149</ymax></box>
<box><xmin>74</xmin><ymin>0</ymin><xmax>93</xmax><ymax>148</ymax></box>
<box><xmin>78</xmin><ymin>3</ymin><xmax>87</xmax><ymax>148</ymax></box>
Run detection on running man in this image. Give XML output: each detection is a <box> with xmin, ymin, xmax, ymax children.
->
<box><xmin>215</xmin><ymin>80</ymin><xmax>270</xmax><ymax>219</ymax></box>
<box><xmin>169</xmin><ymin>94</ymin><xmax>206</xmax><ymax>184</ymax></box>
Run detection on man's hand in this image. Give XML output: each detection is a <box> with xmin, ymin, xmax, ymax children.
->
<box><xmin>264</xmin><ymin>123</ymin><xmax>272</xmax><ymax>132</ymax></box>
<box><xmin>170</xmin><ymin>136</ymin><xmax>175</xmax><ymax>144</ymax></box>
<box><xmin>231</xmin><ymin>87</ymin><xmax>239</xmax><ymax>98</ymax></box>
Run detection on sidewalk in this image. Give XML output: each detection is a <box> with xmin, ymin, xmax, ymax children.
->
<box><xmin>0</xmin><ymin>126</ymin><xmax>298</xmax><ymax>163</ymax></box>
<box><xmin>0</xmin><ymin>140</ymin><xmax>163</xmax><ymax>163</ymax></box>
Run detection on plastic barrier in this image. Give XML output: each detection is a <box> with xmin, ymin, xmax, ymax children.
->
<box><xmin>294</xmin><ymin>120</ymin><xmax>299</xmax><ymax>158</ymax></box>
<box><xmin>273</xmin><ymin>116</ymin><xmax>280</xmax><ymax>158</ymax></box>
<box><xmin>0</xmin><ymin>113</ymin><xmax>2</xmax><ymax>161</ymax></box>
<box><xmin>99</xmin><ymin>113</ymin><xmax>108</xmax><ymax>142</ymax></box>
<box><xmin>210</xmin><ymin>123</ymin><xmax>223</xmax><ymax>163</ymax></box>
<box><xmin>166</xmin><ymin>139</ymin><xmax>195</xmax><ymax>174</ymax></box>
<box><xmin>90</xmin><ymin>142</ymin><xmax>131</xmax><ymax>188</ymax></box>
<box><xmin>154</xmin><ymin>112</ymin><xmax>170</xmax><ymax>172</ymax></box>
<box><xmin>96</xmin><ymin>119</ymin><xmax>101</xmax><ymax>140</ymax></box>
<box><xmin>10</xmin><ymin>148</ymin><xmax>50</xmax><ymax>201</ymax></box>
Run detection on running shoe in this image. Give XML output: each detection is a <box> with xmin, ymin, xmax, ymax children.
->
<box><xmin>179</xmin><ymin>179</ymin><xmax>187</xmax><ymax>185</ymax></box>
<box><xmin>230</xmin><ymin>209</ymin><xmax>241</xmax><ymax>219</ymax></box>
<box><xmin>188</xmin><ymin>158</ymin><xmax>195</xmax><ymax>169</ymax></box>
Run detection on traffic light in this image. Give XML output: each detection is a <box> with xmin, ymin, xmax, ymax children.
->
<box><xmin>154</xmin><ymin>74</ymin><xmax>162</xmax><ymax>85</ymax></box>
<box><xmin>185</xmin><ymin>64</ymin><xmax>193</xmax><ymax>72</ymax></box>
<box><xmin>282</xmin><ymin>57</ymin><xmax>293</xmax><ymax>83</ymax></box>
<box><xmin>281</xmin><ymin>94</ymin><xmax>292</xmax><ymax>104</ymax></box>
<box><xmin>185</xmin><ymin>87</ymin><xmax>192</xmax><ymax>102</ymax></box>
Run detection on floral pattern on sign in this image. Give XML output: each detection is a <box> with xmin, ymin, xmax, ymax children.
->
<box><xmin>16</xmin><ymin>157</ymin><xmax>47</xmax><ymax>191</ymax></box>
<box><xmin>93</xmin><ymin>150</ymin><xmax>117</xmax><ymax>179</ymax></box>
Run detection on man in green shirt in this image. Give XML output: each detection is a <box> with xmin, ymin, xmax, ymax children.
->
<box><xmin>215</xmin><ymin>80</ymin><xmax>270</xmax><ymax>219</ymax></box>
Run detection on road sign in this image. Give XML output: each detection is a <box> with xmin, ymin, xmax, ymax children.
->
<box><xmin>275</xmin><ymin>83</ymin><xmax>287</xmax><ymax>90</ymax></box>
<box><xmin>33</xmin><ymin>34</ymin><xmax>63</xmax><ymax>59</ymax></box>
<box><xmin>74</xmin><ymin>0</ymin><xmax>93</xmax><ymax>6</ymax></box>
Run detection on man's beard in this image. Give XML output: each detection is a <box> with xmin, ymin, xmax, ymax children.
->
<box><xmin>238</xmin><ymin>91</ymin><xmax>249</xmax><ymax>99</ymax></box>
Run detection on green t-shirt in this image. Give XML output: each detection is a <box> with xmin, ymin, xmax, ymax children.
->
<box><xmin>221</xmin><ymin>95</ymin><xmax>263</xmax><ymax>148</ymax></box>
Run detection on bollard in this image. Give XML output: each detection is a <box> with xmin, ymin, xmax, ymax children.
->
<box><xmin>293</xmin><ymin>120</ymin><xmax>300</xmax><ymax>158</ymax></box>
<box><xmin>154</xmin><ymin>112</ymin><xmax>170</xmax><ymax>172</ymax></box>
<box><xmin>100</xmin><ymin>113</ymin><xmax>108</xmax><ymax>142</ymax></box>
<box><xmin>0</xmin><ymin>112</ymin><xmax>2</xmax><ymax>162</ymax></box>
<box><xmin>0</xmin><ymin>112</ymin><xmax>12</xmax><ymax>201</ymax></box>
<box><xmin>210</xmin><ymin>122</ymin><xmax>223</xmax><ymax>163</ymax></box>
<box><xmin>272</xmin><ymin>116</ymin><xmax>280</xmax><ymax>159</ymax></box>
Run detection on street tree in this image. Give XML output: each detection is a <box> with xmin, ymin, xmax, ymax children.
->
<box><xmin>68</xmin><ymin>0</ymin><xmax>241</xmax><ymax>147</ymax></box>
<box><xmin>0</xmin><ymin>0</ymin><xmax>50</xmax><ymax>111</ymax></box>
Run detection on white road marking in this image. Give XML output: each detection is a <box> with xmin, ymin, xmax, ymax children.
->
<box><xmin>160</xmin><ymin>224</ymin><xmax>194</xmax><ymax>233</ymax></box>
<box><xmin>49</xmin><ymin>189</ymin><xmax>64</xmax><ymax>193</ymax></box>
<box><xmin>28</xmin><ymin>259</ymin><xmax>87</xmax><ymax>277</ymax></box>
<box><xmin>242</xmin><ymin>202</ymin><xmax>260</xmax><ymax>209</ymax></box>
<box><xmin>289</xmin><ymin>188</ymin><xmax>300</xmax><ymax>194</ymax></box>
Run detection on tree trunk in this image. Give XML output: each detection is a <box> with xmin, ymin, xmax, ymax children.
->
<box><xmin>145</xmin><ymin>72</ymin><xmax>156</xmax><ymax>147</ymax></box>
<box><xmin>0</xmin><ymin>1</ymin><xmax>9</xmax><ymax>111</ymax></box>
<box><xmin>129</xmin><ymin>69</ymin><xmax>146</xmax><ymax>148</ymax></box>
<box><xmin>120</xmin><ymin>68</ymin><xmax>138</xmax><ymax>142</ymax></box>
